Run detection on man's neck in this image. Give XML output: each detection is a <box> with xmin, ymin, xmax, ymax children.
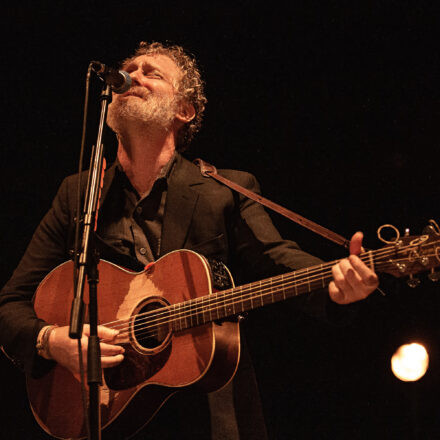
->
<box><xmin>116</xmin><ymin>124</ymin><xmax>177</xmax><ymax>197</ymax></box>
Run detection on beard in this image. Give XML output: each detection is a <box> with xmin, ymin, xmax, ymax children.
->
<box><xmin>107</xmin><ymin>87</ymin><xmax>178</xmax><ymax>134</ymax></box>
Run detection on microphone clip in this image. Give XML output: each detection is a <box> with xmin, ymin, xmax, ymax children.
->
<box><xmin>90</xmin><ymin>61</ymin><xmax>131</xmax><ymax>94</ymax></box>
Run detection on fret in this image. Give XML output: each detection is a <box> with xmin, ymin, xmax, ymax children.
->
<box><xmin>184</xmin><ymin>303</ymin><xmax>190</xmax><ymax>330</ymax></box>
<box><xmin>195</xmin><ymin>300</ymin><xmax>200</xmax><ymax>325</ymax></box>
<box><xmin>190</xmin><ymin>299</ymin><xmax>195</xmax><ymax>328</ymax></box>
<box><xmin>194</xmin><ymin>299</ymin><xmax>200</xmax><ymax>325</ymax></box>
<box><xmin>220</xmin><ymin>295</ymin><xmax>225</xmax><ymax>319</ymax></box>
<box><xmin>274</xmin><ymin>280</ymin><xmax>279</xmax><ymax>303</ymax></box>
<box><xmin>194</xmin><ymin>299</ymin><xmax>200</xmax><ymax>326</ymax></box>
<box><xmin>182</xmin><ymin>304</ymin><xmax>189</xmax><ymax>330</ymax></box>
<box><xmin>368</xmin><ymin>250</ymin><xmax>375</xmax><ymax>271</ymax></box>
<box><xmin>213</xmin><ymin>296</ymin><xmax>221</xmax><ymax>320</ymax></box>
<box><xmin>204</xmin><ymin>297</ymin><xmax>210</xmax><ymax>322</ymax></box>
<box><xmin>219</xmin><ymin>293</ymin><xmax>225</xmax><ymax>319</ymax></box>
<box><xmin>241</xmin><ymin>287</ymin><xmax>251</xmax><ymax>312</ymax></box>
<box><xmin>306</xmin><ymin>267</ymin><xmax>311</xmax><ymax>292</ymax></box>
<box><xmin>321</xmin><ymin>264</ymin><xmax>325</xmax><ymax>289</ymax></box>
<box><xmin>293</xmin><ymin>272</ymin><xmax>298</xmax><ymax>297</ymax></box>
<box><xmin>225</xmin><ymin>292</ymin><xmax>233</xmax><ymax>316</ymax></box>
<box><xmin>213</xmin><ymin>294</ymin><xmax>219</xmax><ymax>320</ymax></box>
<box><xmin>213</xmin><ymin>293</ymin><xmax>219</xmax><ymax>319</ymax></box>
<box><xmin>234</xmin><ymin>286</ymin><xmax>239</xmax><ymax>312</ymax></box>
<box><xmin>238</xmin><ymin>286</ymin><xmax>245</xmax><ymax>313</ymax></box>
<box><xmin>200</xmin><ymin>297</ymin><xmax>207</xmax><ymax>324</ymax></box>
<box><xmin>213</xmin><ymin>293</ymin><xmax>220</xmax><ymax>320</ymax></box>
<box><xmin>199</xmin><ymin>299</ymin><xmax>205</xmax><ymax>324</ymax></box>
<box><xmin>225</xmin><ymin>295</ymin><xmax>234</xmax><ymax>317</ymax></box>
<box><xmin>270</xmin><ymin>277</ymin><xmax>275</xmax><ymax>303</ymax></box>
<box><xmin>282</xmin><ymin>274</ymin><xmax>287</xmax><ymax>300</ymax></box>
<box><xmin>259</xmin><ymin>281</ymin><xmax>264</xmax><ymax>307</ymax></box>
<box><xmin>208</xmin><ymin>294</ymin><xmax>213</xmax><ymax>323</ymax></box>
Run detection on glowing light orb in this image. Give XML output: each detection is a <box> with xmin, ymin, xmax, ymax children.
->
<box><xmin>391</xmin><ymin>343</ymin><xmax>429</xmax><ymax>382</ymax></box>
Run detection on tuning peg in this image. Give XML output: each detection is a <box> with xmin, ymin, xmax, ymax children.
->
<box><xmin>428</xmin><ymin>219</ymin><xmax>440</xmax><ymax>235</ymax></box>
<box><xmin>428</xmin><ymin>269</ymin><xmax>440</xmax><ymax>282</ymax></box>
<box><xmin>407</xmin><ymin>274</ymin><xmax>421</xmax><ymax>288</ymax></box>
<box><xmin>404</xmin><ymin>228</ymin><xmax>410</xmax><ymax>237</ymax></box>
<box><xmin>423</xmin><ymin>225</ymin><xmax>434</xmax><ymax>235</ymax></box>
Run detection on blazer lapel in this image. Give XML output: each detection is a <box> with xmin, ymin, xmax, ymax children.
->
<box><xmin>160</xmin><ymin>155</ymin><xmax>206</xmax><ymax>256</ymax></box>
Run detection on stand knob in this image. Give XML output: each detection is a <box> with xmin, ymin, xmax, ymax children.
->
<box><xmin>407</xmin><ymin>275</ymin><xmax>421</xmax><ymax>288</ymax></box>
<box><xmin>428</xmin><ymin>269</ymin><xmax>440</xmax><ymax>282</ymax></box>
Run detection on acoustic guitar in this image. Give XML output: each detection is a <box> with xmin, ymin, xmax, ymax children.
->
<box><xmin>27</xmin><ymin>224</ymin><xmax>440</xmax><ymax>439</ymax></box>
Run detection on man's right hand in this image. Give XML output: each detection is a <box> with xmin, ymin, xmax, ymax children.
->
<box><xmin>47</xmin><ymin>324</ymin><xmax>125</xmax><ymax>374</ymax></box>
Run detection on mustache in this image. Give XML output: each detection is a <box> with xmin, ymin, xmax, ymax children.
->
<box><xmin>121</xmin><ymin>86</ymin><xmax>151</xmax><ymax>100</ymax></box>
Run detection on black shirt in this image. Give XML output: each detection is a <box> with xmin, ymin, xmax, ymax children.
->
<box><xmin>99</xmin><ymin>156</ymin><xmax>176</xmax><ymax>266</ymax></box>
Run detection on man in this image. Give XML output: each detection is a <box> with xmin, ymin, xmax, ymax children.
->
<box><xmin>0</xmin><ymin>42</ymin><xmax>378</xmax><ymax>439</ymax></box>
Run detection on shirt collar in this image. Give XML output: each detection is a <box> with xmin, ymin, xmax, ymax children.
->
<box><xmin>114</xmin><ymin>151</ymin><xmax>178</xmax><ymax>197</ymax></box>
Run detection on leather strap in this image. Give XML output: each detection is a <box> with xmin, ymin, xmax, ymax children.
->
<box><xmin>194</xmin><ymin>158</ymin><xmax>350</xmax><ymax>249</ymax></box>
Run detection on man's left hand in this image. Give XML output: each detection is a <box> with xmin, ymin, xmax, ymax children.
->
<box><xmin>329</xmin><ymin>231</ymin><xmax>379</xmax><ymax>304</ymax></box>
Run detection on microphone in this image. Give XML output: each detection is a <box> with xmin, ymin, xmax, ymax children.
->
<box><xmin>90</xmin><ymin>61</ymin><xmax>132</xmax><ymax>94</ymax></box>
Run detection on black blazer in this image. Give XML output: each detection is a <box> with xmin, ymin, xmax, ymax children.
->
<box><xmin>0</xmin><ymin>153</ymin><xmax>325</xmax><ymax>376</ymax></box>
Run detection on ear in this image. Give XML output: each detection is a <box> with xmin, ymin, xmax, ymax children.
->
<box><xmin>176</xmin><ymin>101</ymin><xmax>196</xmax><ymax>124</ymax></box>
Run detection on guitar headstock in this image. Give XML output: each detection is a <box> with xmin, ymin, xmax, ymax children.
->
<box><xmin>374</xmin><ymin>220</ymin><xmax>440</xmax><ymax>287</ymax></box>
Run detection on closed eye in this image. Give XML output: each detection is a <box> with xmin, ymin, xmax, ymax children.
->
<box><xmin>144</xmin><ymin>70</ymin><xmax>163</xmax><ymax>79</ymax></box>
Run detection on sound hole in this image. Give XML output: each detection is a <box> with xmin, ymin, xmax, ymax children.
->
<box><xmin>133</xmin><ymin>300</ymin><xmax>171</xmax><ymax>350</ymax></box>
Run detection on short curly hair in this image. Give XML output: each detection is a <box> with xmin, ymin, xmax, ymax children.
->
<box><xmin>121</xmin><ymin>41</ymin><xmax>207</xmax><ymax>151</ymax></box>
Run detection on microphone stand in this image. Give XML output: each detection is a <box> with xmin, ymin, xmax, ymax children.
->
<box><xmin>69</xmin><ymin>84</ymin><xmax>111</xmax><ymax>440</ymax></box>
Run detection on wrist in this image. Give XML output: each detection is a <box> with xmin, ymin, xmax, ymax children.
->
<box><xmin>36</xmin><ymin>325</ymin><xmax>58</xmax><ymax>360</ymax></box>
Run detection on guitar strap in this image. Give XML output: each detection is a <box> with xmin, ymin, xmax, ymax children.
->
<box><xmin>194</xmin><ymin>158</ymin><xmax>350</xmax><ymax>249</ymax></box>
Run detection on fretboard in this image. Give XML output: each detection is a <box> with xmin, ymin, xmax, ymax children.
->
<box><xmin>169</xmin><ymin>263</ymin><xmax>335</xmax><ymax>332</ymax></box>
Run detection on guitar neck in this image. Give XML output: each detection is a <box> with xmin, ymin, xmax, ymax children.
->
<box><xmin>170</xmin><ymin>261</ymin><xmax>337</xmax><ymax>332</ymax></box>
<box><xmin>160</xmin><ymin>231</ymin><xmax>439</xmax><ymax>332</ymax></box>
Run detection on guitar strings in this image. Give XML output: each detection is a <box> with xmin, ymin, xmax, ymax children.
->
<box><xmin>102</xmin><ymin>251</ymin><xmax>363</xmax><ymax>331</ymax></box>
<box><xmin>99</xmin><ymin>242</ymin><xmax>438</xmax><ymax>342</ymax></box>
<box><xmin>101</xmin><ymin>243</ymin><xmax>436</xmax><ymax>338</ymax></box>
<box><xmin>122</xmin><ymin>254</ymin><xmax>431</xmax><ymax>344</ymax></box>
<box><xmin>124</xmin><ymin>245</ymin><xmax>438</xmax><ymax>342</ymax></box>
<box><xmin>103</xmin><ymin>257</ymin><xmax>428</xmax><ymax>344</ymax></box>
<box><xmin>102</xmin><ymin>244</ymin><xmax>388</xmax><ymax>332</ymax></box>
<box><xmin>105</xmin><ymin>242</ymin><xmax>423</xmax><ymax>334</ymax></box>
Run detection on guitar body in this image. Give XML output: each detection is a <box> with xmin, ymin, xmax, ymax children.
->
<box><xmin>27</xmin><ymin>250</ymin><xmax>240</xmax><ymax>439</ymax></box>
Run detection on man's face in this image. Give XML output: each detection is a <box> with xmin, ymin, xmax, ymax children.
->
<box><xmin>107</xmin><ymin>54</ymin><xmax>183</xmax><ymax>133</ymax></box>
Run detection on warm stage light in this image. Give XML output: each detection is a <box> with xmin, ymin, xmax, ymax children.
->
<box><xmin>391</xmin><ymin>343</ymin><xmax>429</xmax><ymax>382</ymax></box>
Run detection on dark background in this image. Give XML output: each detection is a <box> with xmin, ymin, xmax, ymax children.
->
<box><xmin>1</xmin><ymin>1</ymin><xmax>439</xmax><ymax>438</ymax></box>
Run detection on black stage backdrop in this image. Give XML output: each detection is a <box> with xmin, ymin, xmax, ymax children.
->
<box><xmin>1</xmin><ymin>2</ymin><xmax>439</xmax><ymax>439</ymax></box>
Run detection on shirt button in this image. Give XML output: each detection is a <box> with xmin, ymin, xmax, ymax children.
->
<box><xmin>136</xmin><ymin>206</ymin><xmax>142</xmax><ymax>214</ymax></box>
<box><xmin>139</xmin><ymin>247</ymin><xmax>147</xmax><ymax>255</ymax></box>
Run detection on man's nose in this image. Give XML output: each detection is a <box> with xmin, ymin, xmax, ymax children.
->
<box><xmin>129</xmin><ymin>68</ymin><xmax>143</xmax><ymax>86</ymax></box>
